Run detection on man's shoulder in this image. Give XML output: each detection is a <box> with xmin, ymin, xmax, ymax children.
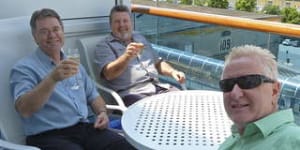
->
<box><xmin>12</xmin><ymin>51</ymin><xmax>37</xmax><ymax>69</ymax></box>
<box><xmin>132</xmin><ymin>32</ymin><xmax>147</xmax><ymax>39</ymax></box>
<box><xmin>14</xmin><ymin>53</ymin><xmax>35</xmax><ymax>64</ymax></box>
<box><xmin>95</xmin><ymin>34</ymin><xmax>113</xmax><ymax>47</ymax></box>
<box><xmin>101</xmin><ymin>34</ymin><xmax>114</xmax><ymax>42</ymax></box>
<box><xmin>278</xmin><ymin>122</ymin><xmax>300</xmax><ymax>134</ymax></box>
<box><xmin>270</xmin><ymin>123</ymin><xmax>300</xmax><ymax>147</ymax></box>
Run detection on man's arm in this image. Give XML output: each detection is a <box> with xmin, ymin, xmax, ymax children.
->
<box><xmin>90</xmin><ymin>96</ymin><xmax>109</xmax><ymax>129</ymax></box>
<box><xmin>16</xmin><ymin>75</ymin><xmax>56</xmax><ymax>118</ymax></box>
<box><xmin>102</xmin><ymin>42</ymin><xmax>144</xmax><ymax>80</ymax></box>
<box><xmin>102</xmin><ymin>53</ymin><xmax>131</xmax><ymax>80</ymax></box>
<box><xmin>155</xmin><ymin>61</ymin><xmax>186</xmax><ymax>84</ymax></box>
<box><xmin>15</xmin><ymin>60</ymin><xmax>79</xmax><ymax>118</ymax></box>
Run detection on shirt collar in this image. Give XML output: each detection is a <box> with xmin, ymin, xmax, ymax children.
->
<box><xmin>231</xmin><ymin>109</ymin><xmax>294</xmax><ymax>138</ymax></box>
<box><xmin>254</xmin><ymin>109</ymin><xmax>294</xmax><ymax>137</ymax></box>
<box><xmin>36</xmin><ymin>47</ymin><xmax>64</xmax><ymax>65</ymax></box>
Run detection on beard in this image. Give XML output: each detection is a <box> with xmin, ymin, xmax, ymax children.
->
<box><xmin>115</xmin><ymin>32</ymin><xmax>131</xmax><ymax>42</ymax></box>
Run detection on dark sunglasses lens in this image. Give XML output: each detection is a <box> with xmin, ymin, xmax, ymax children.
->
<box><xmin>219</xmin><ymin>79</ymin><xmax>235</xmax><ymax>92</ymax></box>
<box><xmin>237</xmin><ymin>75</ymin><xmax>261</xmax><ymax>89</ymax></box>
<box><xmin>220</xmin><ymin>75</ymin><xmax>268</xmax><ymax>92</ymax></box>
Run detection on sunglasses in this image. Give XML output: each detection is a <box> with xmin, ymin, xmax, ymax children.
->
<box><xmin>219</xmin><ymin>74</ymin><xmax>275</xmax><ymax>92</ymax></box>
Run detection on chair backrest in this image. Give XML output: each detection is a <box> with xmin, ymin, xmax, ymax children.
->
<box><xmin>0</xmin><ymin>17</ymin><xmax>36</xmax><ymax>144</ymax></box>
<box><xmin>77</xmin><ymin>35</ymin><xmax>106</xmax><ymax>82</ymax></box>
<box><xmin>77</xmin><ymin>34</ymin><xmax>123</xmax><ymax>105</ymax></box>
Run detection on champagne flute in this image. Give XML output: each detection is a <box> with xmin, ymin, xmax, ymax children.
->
<box><xmin>135</xmin><ymin>43</ymin><xmax>156</xmax><ymax>79</ymax></box>
<box><xmin>65</xmin><ymin>48</ymin><xmax>80</xmax><ymax>90</ymax></box>
<box><xmin>135</xmin><ymin>42</ymin><xmax>144</xmax><ymax>58</ymax></box>
<box><xmin>135</xmin><ymin>43</ymin><xmax>146</xmax><ymax>68</ymax></box>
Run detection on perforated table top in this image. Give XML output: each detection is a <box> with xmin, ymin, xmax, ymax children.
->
<box><xmin>121</xmin><ymin>90</ymin><xmax>232</xmax><ymax>150</ymax></box>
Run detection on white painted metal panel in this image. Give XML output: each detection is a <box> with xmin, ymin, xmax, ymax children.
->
<box><xmin>0</xmin><ymin>0</ymin><xmax>131</xmax><ymax>19</ymax></box>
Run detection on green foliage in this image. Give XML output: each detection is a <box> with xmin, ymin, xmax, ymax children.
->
<box><xmin>207</xmin><ymin>0</ymin><xmax>229</xmax><ymax>8</ymax></box>
<box><xmin>194</xmin><ymin>0</ymin><xmax>206</xmax><ymax>6</ymax></box>
<box><xmin>180</xmin><ymin>0</ymin><xmax>193</xmax><ymax>5</ymax></box>
<box><xmin>235</xmin><ymin>0</ymin><xmax>256</xmax><ymax>12</ymax></box>
<box><xmin>178</xmin><ymin>0</ymin><xmax>207</xmax><ymax>6</ymax></box>
<box><xmin>281</xmin><ymin>7</ymin><xmax>300</xmax><ymax>24</ymax></box>
<box><xmin>262</xmin><ymin>5</ymin><xmax>281</xmax><ymax>15</ymax></box>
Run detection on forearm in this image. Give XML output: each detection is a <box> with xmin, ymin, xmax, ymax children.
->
<box><xmin>156</xmin><ymin>61</ymin><xmax>176</xmax><ymax>77</ymax></box>
<box><xmin>16</xmin><ymin>75</ymin><xmax>57</xmax><ymax>118</ymax></box>
<box><xmin>103</xmin><ymin>54</ymin><xmax>131</xmax><ymax>80</ymax></box>
<box><xmin>91</xmin><ymin>96</ymin><xmax>109</xmax><ymax>129</ymax></box>
<box><xmin>156</xmin><ymin>61</ymin><xmax>186</xmax><ymax>84</ymax></box>
<box><xmin>91</xmin><ymin>96</ymin><xmax>107</xmax><ymax>115</ymax></box>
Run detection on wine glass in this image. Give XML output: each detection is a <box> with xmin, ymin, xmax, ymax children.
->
<box><xmin>65</xmin><ymin>48</ymin><xmax>80</xmax><ymax>90</ymax></box>
<box><xmin>136</xmin><ymin>42</ymin><xmax>144</xmax><ymax>59</ymax></box>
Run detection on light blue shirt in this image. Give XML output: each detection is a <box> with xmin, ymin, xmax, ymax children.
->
<box><xmin>10</xmin><ymin>48</ymin><xmax>99</xmax><ymax>136</ymax></box>
<box><xmin>219</xmin><ymin>109</ymin><xmax>300</xmax><ymax>150</ymax></box>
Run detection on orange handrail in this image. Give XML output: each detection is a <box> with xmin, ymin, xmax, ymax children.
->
<box><xmin>131</xmin><ymin>4</ymin><xmax>300</xmax><ymax>38</ymax></box>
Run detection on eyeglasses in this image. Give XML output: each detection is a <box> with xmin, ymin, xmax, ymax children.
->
<box><xmin>37</xmin><ymin>27</ymin><xmax>62</xmax><ymax>37</ymax></box>
<box><xmin>219</xmin><ymin>74</ymin><xmax>275</xmax><ymax>92</ymax></box>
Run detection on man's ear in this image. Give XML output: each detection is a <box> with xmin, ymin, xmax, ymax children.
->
<box><xmin>32</xmin><ymin>32</ymin><xmax>39</xmax><ymax>45</ymax></box>
<box><xmin>272</xmin><ymin>81</ymin><xmax>281</xmax><ymax>104</ymax></box>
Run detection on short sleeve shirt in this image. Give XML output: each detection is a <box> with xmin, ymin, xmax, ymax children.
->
<box><xmin>10</xmin><ymin>48</ymin><xmax>100</xmax><ymax>136</ymax></box>
<box><xmin>94</xmin><ymin>32</ymin><xmax>160</xmax><ymax>97</ymax></box>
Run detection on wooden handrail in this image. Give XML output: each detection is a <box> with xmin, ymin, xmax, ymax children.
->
<box><xmin>131</xmin><ymin>4</ymin><xmax>300</xmax><ymax>38</ymax></box>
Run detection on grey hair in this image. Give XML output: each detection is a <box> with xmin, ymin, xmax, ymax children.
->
<box><xmin>109</xmin><ymin>5</ymin><xmax>131</xmax><ymax>25</ymax></box>
<box><xmin>224</xmin><ymin>45</ymin><xmax>278</xmax><ymax>79</ymax></box>
<box><xmin>30</xmin><ymin>8</ymin><xmax>63</xmax><ymax>34</ymax></box>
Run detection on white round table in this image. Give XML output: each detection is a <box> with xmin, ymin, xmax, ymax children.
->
<box><xmin>121</xmin><ymin>90</ymin><xmax>232</xmax><ymax>150</ymax></box>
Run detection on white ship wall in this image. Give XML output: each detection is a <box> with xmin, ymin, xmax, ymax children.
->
<box><xmin>0</xmin><ymin>0</ymin><xmax>130</xmax><ymax>19</ymax></box>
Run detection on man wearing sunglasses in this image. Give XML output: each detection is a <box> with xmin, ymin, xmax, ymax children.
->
<box><xmin>218</xmin><ymin>45</ymin><xmax>300</xmax><ymax>149</ymax></box>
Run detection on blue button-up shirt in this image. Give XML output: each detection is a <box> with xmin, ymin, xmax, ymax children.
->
<box><xmin>10</xmin><ymin>48</ymin><xmax>99</xmax><ymax>136</ymax></box>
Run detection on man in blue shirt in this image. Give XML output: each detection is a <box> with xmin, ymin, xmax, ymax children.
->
<box><xmin>218</xmin><ymin>45</ymin><xmax>300</xmax><ymax>149</ymax></box>
<box><xmin>10</xmin><ymin>8</ymin><xmax>134</xmax><ymax>150</ymax></box>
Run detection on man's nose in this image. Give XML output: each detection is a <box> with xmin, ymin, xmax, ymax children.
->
<box><xmin>48</xmin><ymin>30</ymin><xmax>56</xmax><ymax>37</ymax></box>
<box><xmin>230</xmin><ymin>84</ymin><xmax>243</xmax><ymax>98</ymax></box>
<box><xmin>119</xmin><ymin>21</ymin><xmax>125</xmax><ymax>26</ymax></box>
